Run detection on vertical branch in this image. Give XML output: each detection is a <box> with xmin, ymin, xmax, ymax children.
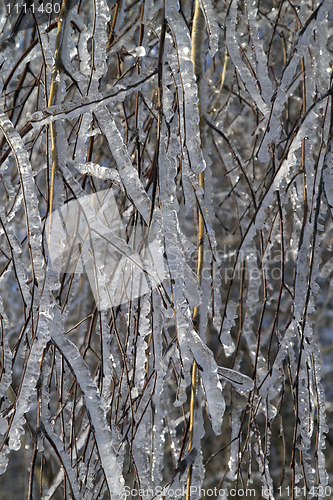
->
<box><xmin>299</xmin><ymin>18</ymin><xmax>308</xmax><ymax>247</ymax></box>
<box><xmin>149</xmin><ymin>0</ymin><xmax>165</xmax><ymax>225</ymax></box>
<box><xmin>48</xmin><ymin>0</ymin><xmax>72</xmax><ymax>238</ymax></box>
<box><xmin>187</xmin><ymin>1</ymin><xmax>205</xmax><ymax>498</ymax></box>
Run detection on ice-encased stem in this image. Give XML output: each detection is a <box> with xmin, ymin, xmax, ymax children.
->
<box><xmin>51</xmin><ymin>324</ymin><xmax>125</xmax><ymax>497</ymax></box>
<box><xmin>0</xmin><ymin>114</ymin><xmax>44</xmax><ymax>283</ymax></box>
<box><xmin>48</xmin><ymin>0</ymin><xmax>78</xmax><ymax>242</ymax></box>
<box><xmin>187</xmin><ymin>1</ymin><xmax>205</xmax><ymax>497</ymax></box>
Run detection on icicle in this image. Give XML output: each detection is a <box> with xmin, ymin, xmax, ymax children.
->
<box><xmin>0</xmin><ymin>31</ymin><xmax>40</xmax><ymax>101</ymax></box>
<box><xmin>0</xmin><ymin>294</ymin><xmax>12</xmax><ymax>401</ymax></box>
<box><xmin>186</xmin><ymin>387</ymin><xmax>205</xmax><ymax>499</ymax></box>
<box><xmin>75</xmin><ymin>162</ymin><xmax>121</xmax><ymax>184</ymax></box>
<box><xmin>0</xmin><ymin>114</ymin><xmax>44</xmax><ymax>283</ymax></box>
<box><xmin>257</xmin><ymin>0</ymin><xmax>330</xmax><ymax>162</ymax></box>
<box><xmin>88</xmin><ymin>0</ymin><xmax>110</xmax><ymax>89</ymax></box>
<box><xmin>190</xmin><ymin>329</ymin><xmax>225</xmax><ymax>435</ymax></box>
<box><xmin>99</xmin><ymin>311</ymin><xmax>115</xmax><ymax>414</ymax></box>
<box><xmin>0</xmin><ymin>270</ymin><xmax>60</xmax><ymax>471</ymax></box>
<box><xmin>51</xmin><ymin>322</ymin><xmax>125</xmax><ymax>497</ymax></box>
<box><xmin>30</xmin><ymin>68</ymin><xmax>157</xmax><ymax>128</ymax></box>
<box><xmin>133</xmin><ymin>297</ymin><xmax>150</xmax><ymax>391</ymax></box>
<box><xmin>198</xmin><ymin>0</ymin><xmax>220</xmax><ymax>57</ymax></box>
<box><xmin>78</xmin><ymin>22</ymin><xmax>93</xmax><ymax>79</ymax></box>
<box><xmin>0</xmin><ymin>207</ymin><xmax>31</xmax><ymax>306</ymax></box>
<box><xmin>157</xmin><ymin>122</ymin><xmax>199</xmax><ymax>405</ymax></box>
<box><xmin>243</xmin><ymin>106</ymin><xmax>322</xmax><ymax>251</ymax></box>
<box><xmin>226</xmin><ymin>405</ymin><xmax>242</xmax><ymax>482</ymax></box>
<box><xmin>95</xmin><ymin>106</ymin><xmax>151</xmax><ymax>223</ymax></box>
<box><xmin>253</xmin><ymin>430</ymin><xmax>275</xmax><ymax>500</ymax></box>
<box><xmin>242</xmin><ymin>248</ymin><xmax>266</xmax><ymax>373</ymax></box>
<box><xmin>245</xmin><ymin>0</ymin><xmax>273</xmax><ymax>104</ymax></box>
<box><xmin>40</xmin><ymin>363</ymin><xmax>82</xmax><ymax>499</ymax></box>
<box><xmin>131</xmin><ymin>375</ymin><xmax>156</xmax><ymax>487</ymax></box>
<box><xmin>226</xmin><ymin>1</ymin><xmax>269</xmax><ymax>117</ymax></box>
<box><xmin>151</xmin><ymin>292</ymin><xmax>168</xmax><ymax>484</ymax></box>
<box><xmin>183</xmin><ymin>153</ymin><xmax>233</xmax><ymax>354</ymax></box>
<box><xmin>165</xmin><ymin>4</ymin><xmax>206</xmax><ymax>175</ymax></box>
<box><xmin>220</xmin><ymin>300</ymin><xmax>238</xmax><ymax>344</ymax></box>
<box><xmin>217</xmin><ymin>366</ymin><xmax>254</xmax><ymax>393</ymax></box>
